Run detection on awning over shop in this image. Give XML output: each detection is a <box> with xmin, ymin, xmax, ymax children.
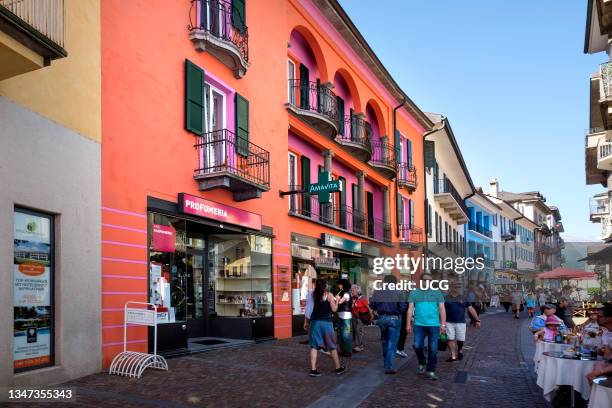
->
<box><xmin>536</xmin><ymin>267</ymin><xmax>596</xmax><ymax>280</ymax></box>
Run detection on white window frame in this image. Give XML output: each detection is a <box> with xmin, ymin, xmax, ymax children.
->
<box><xmin>288</xmin><ymin>152</ymin><xmax>298</xmax><ymax>211</ymax></box>
<box><xmin>287</xmin><ymin>59</ymin><xmax>296</xmax><ymax>105</ymax></box>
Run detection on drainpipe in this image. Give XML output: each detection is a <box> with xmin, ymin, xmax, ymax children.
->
<box><xmin>393</xmin><ymin>98</ymin><xmax>406</xmax><ymax>239</ymax></box>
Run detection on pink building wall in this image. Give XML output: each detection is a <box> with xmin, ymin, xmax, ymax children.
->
<box><xmin>289</xmin><ymin>30</ymin><xmax>319</xmax><ymax>82</ymax></box>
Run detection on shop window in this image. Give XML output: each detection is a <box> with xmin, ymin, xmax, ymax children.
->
<box><xmin>13</xmin><ymin>208</ymin><xmax>54</xmax><ymax>372</ymax></box>
<box><xmin>148</xmin><ymin>213</ymin><xmax>272</xmax><ymax>323</ymax></box>
<box><xmin>211</xmin><ymin>234</ymin><xmax>272</xmax><ymax>318</ymax></box>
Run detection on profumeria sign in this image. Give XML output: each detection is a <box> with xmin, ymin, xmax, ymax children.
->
<box><xmin>179</xmin><ymin>193</ymin><xmax>262</xmax><ymax>231</ymax></box>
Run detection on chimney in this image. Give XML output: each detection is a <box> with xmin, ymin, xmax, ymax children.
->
<box><xmin>489</xmin><ymin>178</ymin><xmax>499</xmax><ymax>198</ymax></box>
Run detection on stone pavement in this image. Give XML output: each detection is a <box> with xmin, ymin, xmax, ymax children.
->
<box><xmin>5</xmin><ymin>309</ymin><xmax>550</xmax><ymax>408</ymax></box>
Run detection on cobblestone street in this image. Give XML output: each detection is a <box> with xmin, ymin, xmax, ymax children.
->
<box><xmin>4</xmin><ymin>309</ymin><xmax>551</xmax><ymax>408</ymax></box>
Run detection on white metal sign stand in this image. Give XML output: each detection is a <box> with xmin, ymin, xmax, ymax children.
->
<box><xmin>109</xmin><ymin>301</ymin><xmax>168</xmax><ymax>378</ymax></box>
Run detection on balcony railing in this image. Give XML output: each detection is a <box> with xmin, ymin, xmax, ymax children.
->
<box><xmin>433</xmin><ymin>178</ymin><xmax>468</xmax><ymax>216</ymax></box>
<box><xmin>369</xmin><ymin>139</ymin><xmax>397</xmax><ymax>175</ymax></box>
<box><xmin>599</xmin><ymin>141</ymin><xmax>612</xmax><ymax>160</ymax></box>
<box><xmin>288</xmin><ymin>79</ymin><xmax>337</xmax><ymax>123</ymax></box>
<box><xmin>0</xmin><ymin>0</ymin><xmax>66</xmax><ymax>53</ymax></box>
<box><xmin>336</xmin><ymin>114</ymin><xmax>371</xmax><ymax>160</ymax></box>
<box><xmin>600</xmin><ymin>61</ymin><xmax>612</xmax><ymax>100</ymax></box>
<box><xmin>194</xmin><ymin>129</ymin><xmax>269</xmax><ymax>190</ymax></box>
<box><xmin>289</xmin><ymin>188</ymin><xmax>390</xmax><ymax>243</ymax></box>
<box><xmin>188</xmin><ymin>0</ymin><xmax>248</xmax><ymax>77</ymax></box>
<box><xmin>397</xmin><ymin>163</ymin><xmax>417</xmax><ymax>190</ymax></box>
<box><xmin>590</xmin><ymin>196</ymin><xmax>610</xmax><ymax>217</ymax></box>
<box><xmin>398</xmin><ymin>224</ymin><xmax>423</xmax><ymax>246</ymax></box>
<box><xmin>468</xmin><ymin>222</ymin><xmax>492</xmax><ymax>238</ymax></box>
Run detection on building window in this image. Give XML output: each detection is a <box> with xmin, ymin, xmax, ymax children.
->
<box><xmin>288</xmin><ymin>152</ymin><xmax>298</xmax><ymax>211</ymax></box>
<box><xmin>13</xmin><ymin>208</ymin><xmax>54</xmax><ymax>372</ymax></box>
<box><xmin>287</xmin><ymin>59</ymin><xmax>296</xmax><ymax>104</ymax></box>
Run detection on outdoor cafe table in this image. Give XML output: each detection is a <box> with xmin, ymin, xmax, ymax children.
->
<box><xmin>533</xmin><ymin>341</ymin><xmax>572</xmax><ymax>373</ymax></box>
<box><xmin>588</xmin><ymin>379</ymin><xmax>612</xmax><ymax>408</ymax></box>
<box><xmin>536</xmin><ymin>352</ymin><xmax>596</xmax><ymax>404</ymax></box>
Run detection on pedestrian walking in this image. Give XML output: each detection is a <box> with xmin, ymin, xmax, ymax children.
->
<box><xmin>335</xmin><ymin>279</ymin><xmax>353</xmax><ymax>357</ymax></box>
<box><xmin>444</xmin><ymin>281</ymin><xmax>481</xmax><ymax>362</ymax></box>
<box><xmin>395</xmin><ymin>290</ymin><xmax>410</xmax><ymax>358</ymax></box>
<box><xmin>407</xmin><ymin>273</ymin><xmax>446</xmax><ymax>381</ymax></box>
<box><xmin>501</xmin><ymin>290</ymin><xmax>512</xmax><ymax>312</ymax></box>
<box><xmin>350</xmin><ymin>284</ymin><xmax>373</xmax><ymax>353</ymax></box>
<box><xmin>525</xmin><ymin>292</ymin><xmax>537</xmax><ymax>318</ymax></box>
<box><xmin>305</xmin><ymin>279</ymin><xmax>347</xmax><ymax>377</ymax></box>
<box><xmin>370</xmin><ymin>274</ymin><xmax>407</xmax><ymax>374</ymax></box>
<box><xmin>511</xmin><ymin>287</ymin><xmax>523</xmax><ymax>319</ymax></box>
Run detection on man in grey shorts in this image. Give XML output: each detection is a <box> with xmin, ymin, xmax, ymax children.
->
<box><xmin>444</xmin><ymin>281</ymin><xmax>481</xmax><ymax>362</ymax></box>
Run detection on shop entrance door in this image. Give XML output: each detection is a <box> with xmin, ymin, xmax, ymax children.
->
<box><xmin>185</xmin><ymin>251</ymin><xmax>206</xmax><ymax>338</ymax></box>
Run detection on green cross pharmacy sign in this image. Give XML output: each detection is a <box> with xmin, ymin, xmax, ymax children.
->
<box><xmin>308</xmin><ymin>171</ymin><xmax>341</xmax><ymax>204</ymax></box>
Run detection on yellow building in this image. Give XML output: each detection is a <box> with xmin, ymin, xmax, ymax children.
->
<box><xmin>0</xmin><ymin>0</ymin><xmax>101</xmax><ymax>386</ymax></box>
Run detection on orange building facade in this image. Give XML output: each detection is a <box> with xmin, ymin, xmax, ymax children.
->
<box><xmin>101</xmin><ymin>0</ymin><xmax>431</xmax><ymax>366</ymax></box>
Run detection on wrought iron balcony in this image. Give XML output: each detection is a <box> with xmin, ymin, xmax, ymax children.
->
<box><xmin>188</xmin><ymin>0</ymin><xmax>249</xmax><ymax>78</ymax></box>
<box><xmin>288</xmin><ymin>188</ymin><xmax>390</xmax><ymax>243</ymax></box>
<box><xmin>369</xmin><ymin>139</ymin><xmax>397</xmax><ymax>179</ymax></box>
<box><xmin>501</xmin><ymin>227</ymin><xmax>516</xmax><ymax>241</ymax></box>
<box><xmin>194</xmin><ymin>129</ymin><xmax>269</xmax><ymax>201</ymax></box>
<box><xmin>0</xmin><ymin>0</ymin><xmax>66</xmax><ymax>79</ymax></box>
<box><xmin>398</xmin><ymin>224</ymin><xmax>423</xmax><ymax>248</ymax></box>
<box><xmin>287</xmin><ymin>79</ymin><xmax>338</xmax><ymax>138</ymax></box>
<box><xmin>433</xmin><ymin>178</ymin><xmax>469</xmax><ymax>223</ymax></box>
<box><xmin>397</xmin><ymin>163</ymin><xmax>417</xmax><ymax>191</ymax></box>
<box><xmin>336</xmin><ymin>114</ymin><xmax>371</xmax><ymax>161</ymax></box>
<box><xmin>467</xmin><ymin>222</ymin><xmax>492</xmax><ymax>239</ymax></box>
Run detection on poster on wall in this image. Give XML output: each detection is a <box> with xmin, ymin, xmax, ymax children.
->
<box><xmin>13</xmin><ymin>210</ymin><xmax>53</xmax><ymax>371</ymax></box>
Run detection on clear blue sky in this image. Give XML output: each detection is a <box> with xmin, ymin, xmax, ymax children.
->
<box><xmin>340</xmin><ymin>0</ymin><xmax>604</xmax><ymax>240</ymax></box>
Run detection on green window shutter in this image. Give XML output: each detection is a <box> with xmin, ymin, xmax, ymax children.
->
<box><xmin>409</xmin><ymin>199</ymin><xmax>414</xmax><ymax>229</ymax></box>
<box><xmin>407</xmin><ymin>139</ymin><xmax>413</xmax><ymax>168</ymax></box>
<box><xmin>349</xmin><ymin>108</ymin><xmax>355</xmax><ymax>141</ymax></box>
<box><xmin>185</xmin><ymin>59</ymin><xmax>205</xmax><ymax>135</ymax></box>
<box><xmin>396</xmin><ymin>191</ymin><xmax>402</xmax><ymax>227</ymax></box>
<box><xmin>338</xmin><ymin>176</ymin><xmax>346</xmax><ymax>228</ymax></box>
<box><xmin>336</xmin><ymin>96</ymin><xmax>345</xmax><ymax>135</ymax></box>
<box><xmin>299</xmin><ymin>64</ymin><xmax>309</xmax><ymax>110</ymax></box>
<box><xmin>235</xmin><ymin>93</ymin><xmax>249</xmax><ymax>156</ymax></box>
<box><xmin>301</xmin><ymin>156</ymin><xmax>311</xmax><ymax>215</ymax></box>
<box><xmin>424</xmin><ymin>140</ymin><xmax>435</xmax><ymax>169</ymax></box>
<box><xmin>231</xmin><ymin>0</ymin><xmax>246</xmax><ymax>33</ymax></box>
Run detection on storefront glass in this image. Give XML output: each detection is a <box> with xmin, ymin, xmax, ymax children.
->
<box><xmin>210</xmin><ymin>234</ymin><xmax>272</xmax><ymax>318</ymax></box>
<box><xmin>148</xmin><ymin>213</ymin><xmax>272</xmax><ymax>326</ymax></box>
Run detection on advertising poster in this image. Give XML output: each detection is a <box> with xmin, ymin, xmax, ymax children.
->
<box><xmin>13</xmin><ymin>210</ymin><xmax>52</xmax><ymax>371</ymax></box>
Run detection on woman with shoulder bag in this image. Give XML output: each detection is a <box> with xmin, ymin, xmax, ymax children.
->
<box><xmin>351</xmin><ymin>284</ymin><xmax>373</xmax><ymax>352</ymax></box>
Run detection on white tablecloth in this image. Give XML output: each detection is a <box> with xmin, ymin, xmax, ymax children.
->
<box><xmin>533</xmin><ymin>341</ymin><xmax>572</xmax><ymax>373</ymax></box>
<box><xmin>588</xmin><ymin>382</ymin><xmax>612</xmax><ymax>408</ymax></box>
<box><xmin>536</xmin><ymin>353</ymin><xmax>596</xmax><ymax>401</ymax></box>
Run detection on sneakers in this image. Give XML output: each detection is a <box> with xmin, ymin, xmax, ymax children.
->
<box><xmin>417</xmin><ymin>365</ymin><xmax>426</xmax><ymax>375</ymax></box>
<box><xmin>311</xmin><ymin>366</ymin><xmax>347</xmax><ymax>376</ymax></box>
<box><xmin>335</xmin><ymin>365</ymin><xmax>347</xmax><ymax>375</ymax></box>
<box><xmin>396</xmin><ymin>350</ymin><xmax>408</xmax><ymax>358</ymax></box>
<box><xmin>353</xmin><ymin>346</ymin><xmax>364</xmax><ymax>352</ymax></box>
<box><xmin>427</xmin><ymin>371</ymin><xmax>438</xmax><ymax>381</ymax></box>
<box><xmin>385</xmin><ymin>369</ymin><xmax>397</xmax><ymax>375</ymax></box>
<box><xmin>309</xmin><ymin>369</ymin><xmax>321</xmax><ymax>377</ymax></box>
